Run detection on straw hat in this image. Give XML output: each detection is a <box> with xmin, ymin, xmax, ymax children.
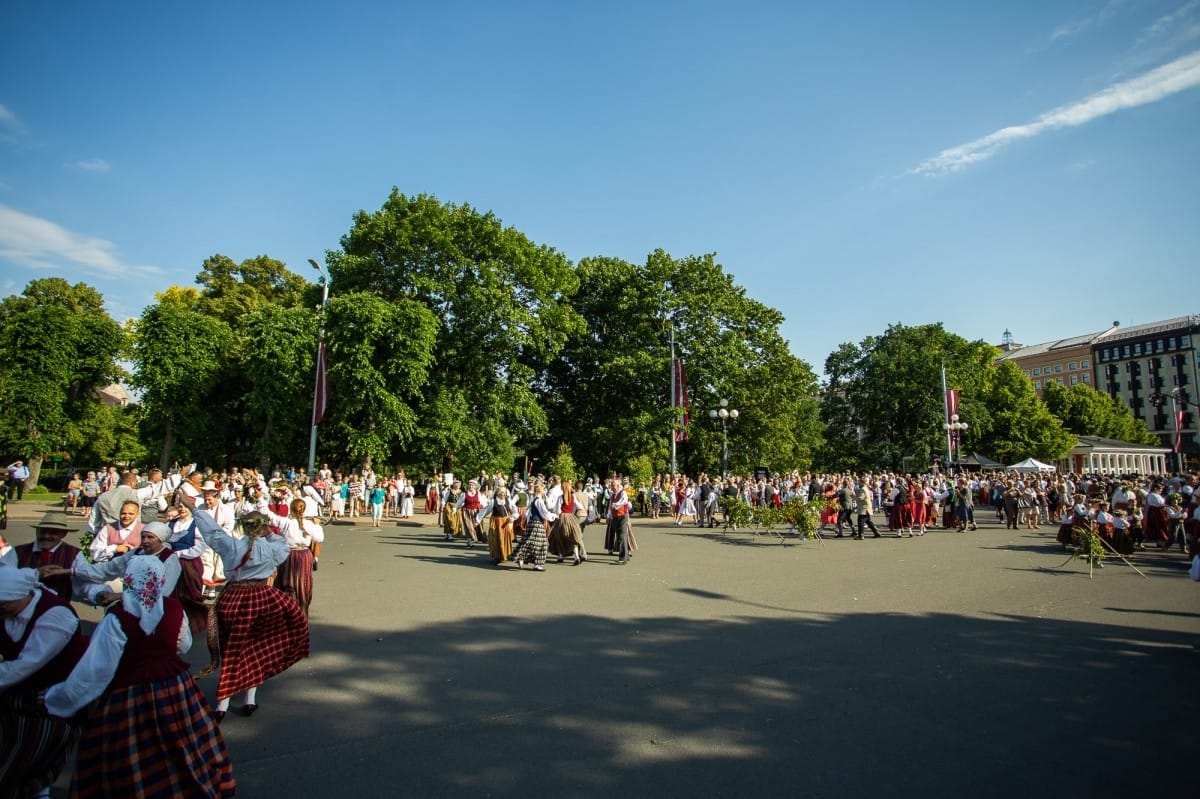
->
<box><xmin>34</xmin><ymin>514</ymin><xmax>73</xmax><ymax>533</ymax></box>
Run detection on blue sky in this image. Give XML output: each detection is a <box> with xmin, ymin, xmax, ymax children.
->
<box><xmin>1</xmin><ymin>1</ymin><xmax>1198</xmax><ymax>376</ymax></box>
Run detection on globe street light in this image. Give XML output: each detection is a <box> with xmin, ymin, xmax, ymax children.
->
<box><xmin>708</xmin><ymin>398</ymin><xmax>739</xmax><ymax>478</ymax></box>
<box><xmin>943</xmin><ymin>413</ymin><xmax>968</xmax><ymax>469</ymax></box>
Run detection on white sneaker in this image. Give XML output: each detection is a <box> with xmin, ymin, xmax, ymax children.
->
<box><xmin>533</xmin><ymin>565</ymin><xmax>544</xmax><ymax>571</ymax></box>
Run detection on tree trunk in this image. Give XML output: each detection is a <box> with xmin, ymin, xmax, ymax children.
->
<box><xmin>26</xmin><ymin>455</ymin><xmax>43</xmax><ymax>490</ymax></box>
<box><xmin>259</xmin><ymin>417</ymin><xmax>273</xmax><ymax>473</ymax></box>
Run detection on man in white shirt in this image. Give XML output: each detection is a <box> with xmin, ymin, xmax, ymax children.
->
<box><xmin>87</xmin><ymin>465</ymin><xmax>192</xmax><ymax>534</ymax></box>
<box><xmin>90</xmin><ymin>501</ymin><xmax>145</xmax><ymax>563</ymax></box>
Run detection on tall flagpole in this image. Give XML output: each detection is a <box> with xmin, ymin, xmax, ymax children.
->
<box><xmin>942</xmin><ymin>363</ymin><xmax>952</xmax><ymax>470</ymax></box>
<box><xmin>307</xmin><ymin>259</ymin><xmax>330</xmax><ymax>475</ymax></box>
<box><xmin>670</xmin><ymin>326</ymin><xmax>677</xmax><ymax>477</ymax></box>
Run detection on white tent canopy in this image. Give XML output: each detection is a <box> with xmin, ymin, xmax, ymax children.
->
<box><xmin>1009</xmin><ymin>457</ymin><xmax>1056</xmax><ymax>473</ymax></box>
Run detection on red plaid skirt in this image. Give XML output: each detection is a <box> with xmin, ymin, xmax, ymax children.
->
<box><xmin>175</xmin><ymin>556</ymin><xmax>209</xmax><ymax>634</ymax></box>
<box><xmin>274</xmin><ymin>549</ymin><xmax>314</xmax><ymax>616</ymax></box>
<box><xmin>215</xmin><ymin>582</ymin><xmax>310</xmax><ymax>701</ymax></box>
<box><xmin>69</xmin><ymin>672</ymin><xmax>234</xmax><ymax>798</ymax></box>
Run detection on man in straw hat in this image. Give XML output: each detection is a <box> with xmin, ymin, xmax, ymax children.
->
<box><xmin>16</xmin><ymin>514</ymin><xmax>83</xmax><ymax>601</ymax></box>
<box><xmin>0</xmin><ymin>567</ymin><xmax>88</xmax><ymax>798</ymax></box>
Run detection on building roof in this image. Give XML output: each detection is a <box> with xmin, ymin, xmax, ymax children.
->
<box><xmin>1096</xmin><ymin>315</ymin><xmax>1200</xmax><ymax>343</ymax></box>
<box><xmin>995</xmin><ymin>326</ymin><xmax>1115</xmax><ymax>362</ymax></box>
<box><xmin>96</xmin><ymin>383</ymin><xmax>132</xmax><ymax>407</ymax></box>
<box><xmin>1069</xmin><ymin>435</ymin><xmax>1170</xmax><ymax>453</ymax></box>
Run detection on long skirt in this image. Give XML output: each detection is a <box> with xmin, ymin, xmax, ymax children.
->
<box><xmin>275</xmin><ymin>548</ymin><xmax>315</xmax><ymax>616</ymax></box>
<box><xmin>548</xmin><ymin>512</ymin><xmax>587</xmax><ymax>561</ymax></box>
<box><xmin>175</xmin><ymin>556</ymin><xmax>210</xmax><ymax>634</ymax></box>
<box><xmin>1143</xmin><ymin>506</ymin><xmax>1169</xmax><ymax>544</ymax></box>
<box><xmin>0</xmin><ymin>690</ymin><xmax>80</xmax><ymax>798</ymax></box>
<box><xmin>443</xmin><ymin>507</ymin><xmax>463</xmax><ymax>538</ymax></box>
<box><xmin>604</xmin><ymin>516</ymin><xmax>639</xmax><ymax>554</ymax></box>
<box><xmin>487</xmin><ymin>515</ymin><xmax>515</xmax><ymax>564</ymax></box>
<box><xmin>69</xmin><ymin>672</ymin><xmax>235</xmax><ymax>798</ymax></box>
<box><xmin>214</xmin><ymin>582</ymin><xmax>310</xmax><ymax>701</ymax></box>
<box><xmin>910</xmin><ymin>498</ymin><xmax>927</xmax><ymax>526</ymax></box>
<box><xmin>512</xmin><ymin>523</ymin><xmax>549</xmax><ymax>567</ymax></box>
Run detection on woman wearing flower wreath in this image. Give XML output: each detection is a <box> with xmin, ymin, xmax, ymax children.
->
<box><xmin>44</xmin><ymin>556</ymin><xmax>235</xmax><ymax>797</ymax></box>
<box><xmin>190</xmin><ymin>508</ymin><xmax>309</xmax><ymax>721</ymax></box>
<box><xmin>260</xmin><ymin>497</ymin><xmax>323</xmax><ymax>616</ymax></box>
<box><xmin>476</xmin><ymin>484</ymin><xmax>518</xmax><ymax>565</ymax></box>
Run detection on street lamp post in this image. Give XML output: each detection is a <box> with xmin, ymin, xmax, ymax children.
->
<box><xmin>708</xmin><ymin>399</ymin><xmax>739</xmax><ymax>478</ymax></box>
<box><xmin>307</xmin><ymin>259</ymin><xmax>330</xmax><ymax>476</ymax></box>
<box><xmin>943</xmin><ymin>414</ymin><xmax>968</xmax><ymax>471</ymax></box>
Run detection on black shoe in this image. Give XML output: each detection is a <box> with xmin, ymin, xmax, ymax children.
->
<box><xmin>835</xmin><ymin>533</ymin><xmax>844</xmax><ymax>538</ymax></box>
<box><xmin>213</xmin><ymin>709</ymin><xmax>226</xmax><ymax>723</ymax></box>
<box><xmin>618</xmin><ymin>559</ymin><xmax>628</xmax><ymax>565</ymax></box>
<box><xmin>312</xmin><ymin>561</ymin><xmax>318</xmax><ymax>572</ymax></box>
<box><xmin>241</xmin><ymin>703</ymin><xmax>258</xmax><ymax>717</ymax></box>
<box><xmin>873</xmin><ymin>532</ymin><xmax>880</xmax><ymax>538</ymax></box>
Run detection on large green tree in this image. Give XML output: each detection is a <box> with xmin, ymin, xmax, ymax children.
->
<box><xmin>980</xmin><ymin>362</ymin><xmax>1076</xmax><ymax>464</ymax></box>
<box><xmin>1042</xmin><ymin>381</ymin><xmax>1158</xmax><ymax>445</ymax></box>
<box><xmin>542</xmin><ymin>250</ymin><xmax>821</xmax><ymax>477</ymax></box>
<box><xmin>0</xmin><ymin>279</ymin><xmax>125</xmax><ymax>486</ymax></box>
<box><xmin>327</xmin><ymin>191</ymin><xmax>582</xmax><ymax>476</ymax></box>
<box><xmin>130</xmin><ymin>291</ymin><xmax>234</xmax><ymax>469</ymax></box>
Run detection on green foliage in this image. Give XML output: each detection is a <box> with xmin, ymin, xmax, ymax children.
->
<box><xmin>719</xmin><ymin>496</ymin><xmax>754</xmax><ymax>528</ymax></box>
<box><xmin>1043</xmin><ymin>381</ymin><xmax>1158</xmax><ymax>445</ymax></box>
<box><xmin>0</xmin><ymin>279</ymin><xmax>125</xmax><ymax>483</ymax></box>
<box><xmin>329</xmin><ymin>191</ymin><xmax>582</xmax><ymax>474</ymax></box>
<box><xmin>781</xmin><ymin>497</ymin><xmax>824</xmax><ymax>539</ymax></box>
<box><xmin>195</xmin><ymin>254</ymin><xmax>307</xmax><ymax>326</ymax></box>
<box><xmin>624</xmin><ymin>454</ymin><xmax>654</xmax><ymax>489</ymax></box>
<box><xmin>980</xmin><ymin>362</ymin><xmax>1076</xmax><ymax>464</ymax></box>
<box><xmin>545</xmin><ymin>443</ymin><xmax>580</xmax><ymax>485</ymax></box>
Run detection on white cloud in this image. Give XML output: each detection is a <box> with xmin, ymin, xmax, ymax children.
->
<box><xmin>1050</xmin><ymin>0</ymin><xmax>1128</xmax><ymax>42</ymax></box>
<box><xmin>0</xmin><ymin>204</ymin><xmax>159</xmax><ymax>278</ymax></box>
<box><xmin>66</xmin><ymin>158</ymin><xmax>111</xmax><ymax>173</ymax></box>
<box><xmin>0</xmin><ymin>103</ymin><xmax>25</xmax><ymax>144</ymax></box>
<box><xmin>911</xmin><ymin>49</ymin><xmax>1200</xmax><ymax>176</ymax></box>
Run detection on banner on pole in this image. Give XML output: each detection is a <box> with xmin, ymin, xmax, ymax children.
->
<box><xmin>945</xmin><ymin>389</ymin><xmax>959</xmax><ymax>419</ymax></box>
<box><xmin>673</xmin><ymin>357</ymin><xmax>689</xmax><ymax>442</ymax></box>
<box><xmin>314</xmin><ymin>341</ymin><xmax>329</xmax><ymax>426</ymax></box>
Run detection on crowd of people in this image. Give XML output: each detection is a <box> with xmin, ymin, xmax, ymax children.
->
<box><xmin>3</xmin><ymin>458</ymin><xmax>1198</xmax><ymax>796</ymax></box>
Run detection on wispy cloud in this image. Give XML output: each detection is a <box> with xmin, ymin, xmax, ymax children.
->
<box><xmin>1050</xmin><ymin>0</ymin><xmax>1128</xmax><ymax>42</ymax></box>
<box><xmin>66</xmin><ymin>158</ymin><xmax>111</xmax><ymax>173</ymax></box>
<box><xmin>911</xmin><ymin>50</ymin><xmax>1200</xmax><ymax>177</ymax></box>
<box><xmin>0</xmin><ymin>103</ymin><xmax>25</xmax><ymax>144</ymax></box>
<box><xmin>0</xmin><ymin>204</ymin><xmax>159</xmax><ymax>278</ymax></box>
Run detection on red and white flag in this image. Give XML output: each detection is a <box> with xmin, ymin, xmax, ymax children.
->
<box><xmin>673</xmin><ymin>357</ymin><xmax>689</xmax><ymax>442</ymax></box>
<box><xmin>1175</xmin><ymin>408</ymin><xmax>1185</xmax><ymax>452</ymax></box>
<box><xmin>313</xmin><ymin>341</ymin><xmax>329</xmax><ymax>426</ymax></box>
<box><xmin>945</xmin><ymin>389</ymin><xmax>959</xmax><ymax>419</ymax></box>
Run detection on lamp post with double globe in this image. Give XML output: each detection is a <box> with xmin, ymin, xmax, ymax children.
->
<box><xmin>944</xmin><ymin>414</ymin><xmax>968</xmax><ymax>471</ymax></box>
<box><xmin>708</xmin><ymin>399</ymin><xmax>739</xmax><ymax>478</ymax></box>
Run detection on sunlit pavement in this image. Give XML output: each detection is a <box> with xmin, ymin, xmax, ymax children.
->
<box><xmin>6</xmin><ymin>500</ymin><xmax>1196</xmax><ymax>799</ymax></box>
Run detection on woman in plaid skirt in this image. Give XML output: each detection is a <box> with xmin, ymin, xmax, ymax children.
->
<box><xmin>192</xmin><ymin>509</ymin><xmax>310</xmax><ymax>721</ymax></box>
<box><xmin>44</xmin><ymin>557</ymin><xmax>235</xmax><ymax>798</ymax></box>
<box><xmin>512</xmin><ymin>482</ymin><xmax>552</xmax><ymax>571</ymax></box>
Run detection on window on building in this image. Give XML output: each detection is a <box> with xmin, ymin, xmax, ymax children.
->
<box><xmin>1169</xmin><ymin>337</ymin><xmax>1177</xmax><ymax>349</ymax></box>
<box><xmin>1054</xmin><ymin>364</ymin><xmax>1063</xmax><ymax>373</ymax></box>
<box><xmin>1034</xmin><ymin>380</ymin><xmax>1041</xmax><ymax>390</ymax></box>
<box><xmin>1057</xmin><ymin>377</ymin><xmax>1064</xmax><ymax>385</ymax></box>
<box><xmin>1068</xmin><ymin>362</ymin><xmax>1077</xmax><ymax>370</ymax></box>
<box><xmin>1081</xmin><ymin>359</ymin><xmax>1089</xmax><ymax>368</ymax></box>
<box><xmin>1032</xmin><ymin>367</ymin><xmax>1040</xmax><ymax>376</ymax></box>
<box><xmin>1070</xmin><ymin>374</ymin><xmax>1078</xmax><ymax>385</ymax></box>
<box><xmin>1124</xmin><ymin>345</ymin><xmax>1131</xmax><ymax>357</ymax></box>
<box><xmin>1082</xmin><ymin>373</ymin><xmax>1090</xmax><ymax>384</ymax></box>
<box><xmin>1135</xmin><ymin>342</ymin><xmax>1142</xmax><ymax>355</ymax></box>
<box><xmin>1182</xmin><ymin>335</ymin><xmax>1190</xmax><ymax>347</ymax></box>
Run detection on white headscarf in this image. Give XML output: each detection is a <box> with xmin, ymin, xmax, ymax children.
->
<box><xmin>0</xmin><ymin>566</ymin><xmax>37</xmax><ymax>601</ymax></box>
<box><xmin>121</xmin><ymin>556</ymin><xmax>167</xmax><ymax>635</ymax></box>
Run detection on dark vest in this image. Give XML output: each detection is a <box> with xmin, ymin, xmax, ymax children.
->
<box><xmin>16</xmin><ymin>541</ymin><xmax>80</xmax><ymax>600</ymax></box>
<box><xmin>107</xmin><ymin>599</ymin><xmax>190</xmax><ymax>692</ymax></box>
<box><xmin>0</xmin><ymin>588</ymin><xmax>88</xmax><ymax>693</ymax></box>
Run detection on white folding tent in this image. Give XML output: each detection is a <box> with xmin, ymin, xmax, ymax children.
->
<box><xmin>1008</xmin><ymin>457</ymin><xmax>1056</xmax><ymax>473</ymax></box>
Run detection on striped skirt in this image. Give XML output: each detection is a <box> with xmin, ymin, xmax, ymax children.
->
<box><xmin>215</xmin><ymin>582</ymin><xmax>310</xmax><ymax>701</ymax></box>
<box><xmin>69</xmin><ymin>672</ymin><xmax>235</xmax><ymax>798</ymax></box>
<box><xmin>512</xmin><ymin>524</ymin><xmax>549</xmax><ymax>567</ymax></box>
<box><xmin>0</xmin><ymin>690</ymin><xmax>80</xmax><ymax>798</ymax></box>
<box><xmin>275</xmin><ymin>548</ymin><xmax>314</xmax><ymax>616</ymax></box>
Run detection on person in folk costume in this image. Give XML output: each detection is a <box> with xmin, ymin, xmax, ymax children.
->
<box><xmin>892</xmin><ymin>479</ymin><xmax>914</xmax><ymax>536</ymax></box>
<box><xmin>303</xmin><ymin>498</ymin><xmax>326</xmax><ymax>572</ymax></box>
<box><xmin>548</xmin><ymin>479</ymin><xmax>588</xmax><ymax>565</ymax></box>
<box><xmin>907</xmin><ymin>478</ymin><xmax>929</xmax><ymax>536</ymax></box>
<box><xmin>89</xmin><ymin>500</ymin><xmax>144</xmax><ymax>564</ymax></box>
<box><xmin>476</xmin><ymin>484</ymin><xmax>518</xmax><ymax>565</ymax></box>
<box><xmin>164</xmin><ymin>500</ymin><xmax>211</xmax><ymax>634</ymax></box>
<box><xmin>43</xmin><ymin>557</ymin><xmax>236</xmax><ymax>798</ymax></box>
<box><xmin>606</xmin><ymin>478</ymin><xmax>637</xmax><ymax>565</ymax></box>
<box><xmin>818</xmin><ymin>482</ymin><xmax>839</xmax><ymax>533</ymax></box>
<box><xmin>454</xmin><ymin>479</ymin><xmax>486</xmax><ymax>549</ymax></box>
<box><xmin>441</xmin><ymin>479</ymin><xmax>464</xmax><ymax>541</ymax></box>
<box><xmin>1110</xmin><ymin>509</ymin><xmax>1135</xmax><ymax>556</ymax></box>
<box><xmin>261</xmin><ymin>497</ymin><xmax>323</xmax><ymax>616</ymax></box>
<box><xmin>512</xmin><ymin>481</ymin><xmax>553</xmax><ymax>571</ymax></box>
<box><xmin>1166</xmin><ymin>494</ymin><xmax>1187</xmax><ymax>553</ymax></box>
<box><xmin>198</xmin><ymin>480</ymin><xmax>239</xmax><ymax>593</ymax></box>
<box><xmin>0</xmin><ymin>568</ymin><xmax>88</xmax><ymax>799</ymax></box>
<box><xmin>1142</xmin><ymin>481</ymin><xmax>1169</xmax><ymax>547</ymax></box>
<box><xmin>573</xmin><ymin>480</ymin><xmax>594</xmax><ymax>531</ymax></box>
<box><xmin>190</xmin><ymin>509</ymin><xmax>309</xmax><ymax>721</ymax></box>
<box><xmin>62</xmin><ymin>522</ymin><xmax>182</xmax><ymax>608</ymax></box>
<box><xmin>398</xmin><ymin>471</ymin><xmax>415</xmax><ymax>519</ymax></box>
<box><xmin>16</xmin><ymin>516</ymin><xmax>83</xmax><ymax>601</ymax></box>
<box><xmin>1092</xmin><ymin>499</ymin><xmax>1114</xmax><ymax>550</ymax></box>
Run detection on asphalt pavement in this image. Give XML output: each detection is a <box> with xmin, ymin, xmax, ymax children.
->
<box><xmin>4</xmin><ymin>498</ymin><xmax>1197</xmax><ymax>798</ymax></box>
